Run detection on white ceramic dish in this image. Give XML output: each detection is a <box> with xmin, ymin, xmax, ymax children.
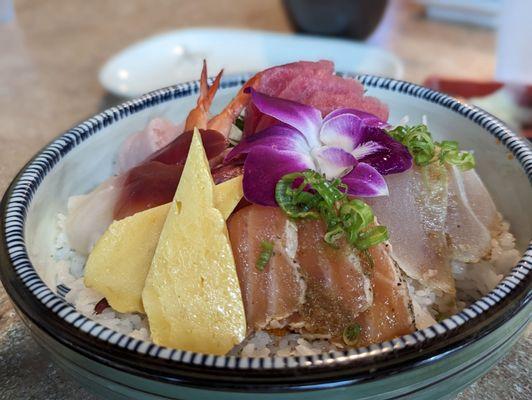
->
<box><xmin>99</xmin><ymin>28</ymin><xmax>404</xmax><ymax>98</ymax></box>
<box><xmin>1</xmin><ymin>75</ymin><xmax>530</xmax><ymax>400</ymax></box>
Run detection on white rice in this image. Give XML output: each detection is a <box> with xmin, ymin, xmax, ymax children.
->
<box><xmin>46</xmin><ymin>214</ymin><xmax>150</xmax><ymax>341</ymax></box>
<box><xmin>44</xmin><ymin>211</ymin><xmax>520</xmax><ymax>357</ymax></box>
<box><xmin>409</xmin><ymin>217</ymin><xmax>521</xmax><ymax>326</ymax></box>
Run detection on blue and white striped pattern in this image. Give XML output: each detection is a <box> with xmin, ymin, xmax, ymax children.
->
<box><xmin>2</xmin><ymin>75</ymin><xmax>531</xmax><ymax>370</ymax></box>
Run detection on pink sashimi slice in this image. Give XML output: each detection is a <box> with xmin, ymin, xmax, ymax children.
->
<box><xmin>244</xmin><ymin>61</ymin><xmax>335</xmax><ymax>135</ymax></box>
<box><xmin>116</xmin><ymin>118</ymin><xmax>181</xmax><ymax>173</ymax></box>
<box><xmin>65</xmin><ymin>175</ymin><xmax>126</xmax><ymax>255</ymax></box>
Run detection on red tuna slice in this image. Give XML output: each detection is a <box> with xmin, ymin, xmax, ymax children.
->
<box><xmin>354</xmin><ymin>243</ymin><xmax>415</xmax><ymax>346</ymax></box>
<box><xmin>295</xmin><ymin>219</ymin><xmax>373</xmax><ymax>337</ymax></box>
<box><xmin>113</xmin><ymin>161</ymin><xmax>183</xmax><ymax>220</ymax></box>
<box><xmin>113</xmin><ymin>129</ymin><xmax>230</xmax><ymax>220</ymax></box>
<box><xmin>113</xmin><ymin>157</ymin><xmax>243</xmax><ymax>221</ymax></box>
<box><xmin>254</xmin><ymin>60</ymin><xmax>334</xmax><ymax>95</ymax></box>
<box><xmin>212</xmin><ymin>163</ymin><xmax>244</xmax><ymax>184</ymax></box>
<box><xmin>227</xmin><ymin>205</ymin><xmax>305</xmax><ymax>332</ymax></box>
<box><xmin>245</xmin><ymin>61</ymin><xmax>389</xmax><ymax>135</ymax></box>
<box><xmin>253</xmin><ymin>73</ymin><xmax>368</xmax><ymax>133</ymax></box>
<box><xmin>147</xmin><ymin>129</ymin><xmax>227</xmax><ymax>165</ymax></box>
<box><xmin>244</xmin><ymin>61</ymin><xmax>335</xmax><ymax>135</ymax></box>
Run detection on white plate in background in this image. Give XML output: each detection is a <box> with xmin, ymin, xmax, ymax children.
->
<box><xmin>99</xmin><ymin>28</ymin><xmax>404</xmax><ymax>98</ymax></box>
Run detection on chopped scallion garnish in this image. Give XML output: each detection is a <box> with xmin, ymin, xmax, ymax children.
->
<box><xmin>256</xmin><ymin>240</ymin><xmax>274</xmax><ymax>271</ymax></box>
<box><xmin>387</xmin><ymin>124</ymin><xmax>475</xmax><ymax>171</ymax></box>
<box><xmin>275</xmin><ymin>170</ymin><xmax>388</xmax><ymax>251</ymax></box>
<box><xmin>343</xmin><ymin>323</ymin><xmax>362</xmax><ymax>346</ymax></box>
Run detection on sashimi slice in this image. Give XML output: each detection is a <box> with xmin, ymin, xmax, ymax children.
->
<box><xmin>245</xmin><ymin>60</ymin><xmax>389</xmax><ymax>136</ymax></box>
<box><xmin>461</xmin><ymin>169</ymin><xmax>501</xmax><ymax>232</ymax></box>
<box><xmin>212</xmin><ymin>164</ymin><xmax>245</xmax><ymax>184</ymax></box>
<box><xmin>116</xmin><ymin>118</ymin><xmax>181</xmax><ymax>173</ymax></box>
<box><xmin>146</xmin><ymin>129</ymin><xmax>227</xmax><ymax>166</ymax></box>
<box><xmin>227</xmin><ymin>205</ymin><xmax>305</xmax><ymax>332</ymax></box>
<box><xmin>66</xmin><ymin>175</ymin><xmax>125</xmax><ymax>255</ymax></box>
<box><xmin>367</xmin><ymin>165</ymin><xmax>455</xmax><ymax>294</ymax></box>
<box><xmin>355</xmin><ymin>243</ymin><xmax>415</xmax><ymax>346</ymax></box>
<box><xmin>113</xmin><ymin>161</ymin><xmax>183</xmax><ymax>221</ymax></box>
<box><xmin>446</xmin><ymin>166</ymin><xmax>493</xmax><ymax>262</ymax></box>
<box><xmin>296</xmin><ymin>219</ymin><xmax>373</xmax><ymax>337</ymax></box>
<box><xmin>254</xmin><ymin>60</ymin><xmax>334</xmax><ymax>96</ymax></box>
<box><xmin>66</xmin><ymin>129</ymin><xmax>231</xmax><ymax>252</ymax></box>
<box><xmin>245</xmin><ymin>60</ymin><xmax>335</xmax><ymax>135</ymax></box>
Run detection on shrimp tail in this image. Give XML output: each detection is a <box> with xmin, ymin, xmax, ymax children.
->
<box><xmin>184</xmin><ymin>60</ymin><xmax>224</xmax><ymax>132</ymax></box>
<box><xmin>207</xmin><ymin>75</ymin><xmax>260</xmax><ymax>137</ymax></box>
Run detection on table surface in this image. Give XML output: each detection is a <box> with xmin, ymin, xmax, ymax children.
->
<box><xmin>0</xmin><ymin>1</ymin><xmax>530</xmax><ymax>399</ymax></box>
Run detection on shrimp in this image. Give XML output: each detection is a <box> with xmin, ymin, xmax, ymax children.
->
<box><xmin>184</xmin><ymin>60</ymin><xmax>223</xmax><ymax>132</ymax></box>
<box><xmin>207</xmin><ymin>75</ymin><xmax>261</xmax><ymax>137</ymax></box>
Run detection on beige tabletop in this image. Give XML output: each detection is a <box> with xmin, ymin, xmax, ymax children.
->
<box><xmin>0</xmin><ymin>1</ymin><xmax>529</xmax><ymax>399</ymax></box>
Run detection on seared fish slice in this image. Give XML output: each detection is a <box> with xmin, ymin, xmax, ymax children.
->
<box><xmin>295</xmin><ymin>219</ymin><xmax>373</xmax><ymax>337</ymax></box>
<box><xmin>227</xmin><ymin>205</ymin><xmax>305</xmax><ymax>332</ymax></box>
<box><xmin>355</xmin><ymin>243</ymin><xmax>415</xmax><ymax>346</ymax></box>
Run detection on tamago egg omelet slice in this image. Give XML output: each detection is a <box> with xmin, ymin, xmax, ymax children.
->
<box><xmin>141</xmin><ymin>128</ymin><xmax>246</xmax><ymax>355</ymax></box>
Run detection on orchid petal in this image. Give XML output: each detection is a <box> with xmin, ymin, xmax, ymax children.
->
<box><xmin>247</xmin><ymin>88</ymin><xmax>322</xmax><ymax>148</ymax></box>
<box><xmin>357</xmin><ymin>127</ymin><xmax>413</xmax><ymax>175</ymax></box>
<box><xmin>225</xmin><ymin>125</ymin><xmax>309</xmax><ymax>163</ymax></box>
<box><xmin>351</xmin><ymin>140</ymin><xmax>386</xmax><ymax>159</ymax></box>
<box><xmin>312</xmin><ymin>146</ymin><xmax>357</xmax><ymax>180</ymax></box>
<box><xmin>319</xmin><ymin>109</ymin><xmax>389</xmax><ymax>153</ymax></box>
<box><xmin>319</xmin><ymin>113</ymin><xmax>362</xmax><ymax>152</ymax></box>
<box><xmin>242</xmin><ymin>147</ymin><xmax>315</xmax><ymax>206</ymax></box>
<box><xmin>342</xmin><ymin>162</ymin><xmax>389</xmax><ymax>197</ymax></box>
<box><xmin>323</xmin><ymin>108</ymin><xmax>389</xmax><ymax>128</ymax></box>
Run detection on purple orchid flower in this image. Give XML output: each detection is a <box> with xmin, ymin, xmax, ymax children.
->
<box><xmin>225</xmin><ymin>88</ymin><xmax>412</xmax><ymax>206</ymax></box>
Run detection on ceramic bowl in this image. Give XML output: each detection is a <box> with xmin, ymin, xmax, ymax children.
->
<box><xmin>1</xmin><ymin>75</ymin><xmax>531</xmax><ymax>400</ymax></box>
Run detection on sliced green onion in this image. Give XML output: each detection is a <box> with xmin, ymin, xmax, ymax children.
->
<box><xmin>275</xmin><ymin>171</ymin><xmax>388</xmax><ymax>252</ymax></box>
<box><xmin>256</xmin><ymin>241</ymin><xmax>274</xmax><ymax>272</ymax></box>
<box><xmin>324</xmin><ymin>225</ymin><xmax>344</xmax><ymax>246</ymax></box>
<box><xmin>275</xmin><ymin>173</ymin><xmax>320</xmax><ymax>219</ymax></box>
<box><xmin>387</xmin><ymin>124</ymin><xmax>475</xmax><ymax>171</ymax></box>
<box><xmin>354</xmin><ymin>226</ymin><xmax>389</xmax><ymax>250</ymax></box>
<box><xmin>438</xmin><ymin>140</ymin><xmax>475</xmax><ymax>170</ymax></box>
<box><xmin>343</xmin><ymin>323</ymin><xmax>362</xmax><ymax>346</ymax></box>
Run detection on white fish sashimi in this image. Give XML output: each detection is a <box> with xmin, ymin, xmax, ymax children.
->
<box><xmin>65</xmin><ymin>175</ymin><xmax>125</xmax><ymax>254</ymax></box>
<box><xmin>446</xmin><ymin>166</ymin><xmax>493</xmax><ymax>263</ymax></box>
<box><xmin>367</xmin><ymin>165</ymin><xmax>455</xmax><ymax>295</ymax></box>
<box><xmin>461</xmin><ymin>168</ymin><xmax>501</xmax><ymax>233</ymax></box>
<box><xmin>116</xmin><ymin>118</ymin><xmax>181</xmax><ymax>173</ymax></box>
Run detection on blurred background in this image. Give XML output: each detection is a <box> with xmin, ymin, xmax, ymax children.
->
<box><xmin>0</xmin><ymin>0</ymin><xmax>530</xmax><ymax>399</ymax></box>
